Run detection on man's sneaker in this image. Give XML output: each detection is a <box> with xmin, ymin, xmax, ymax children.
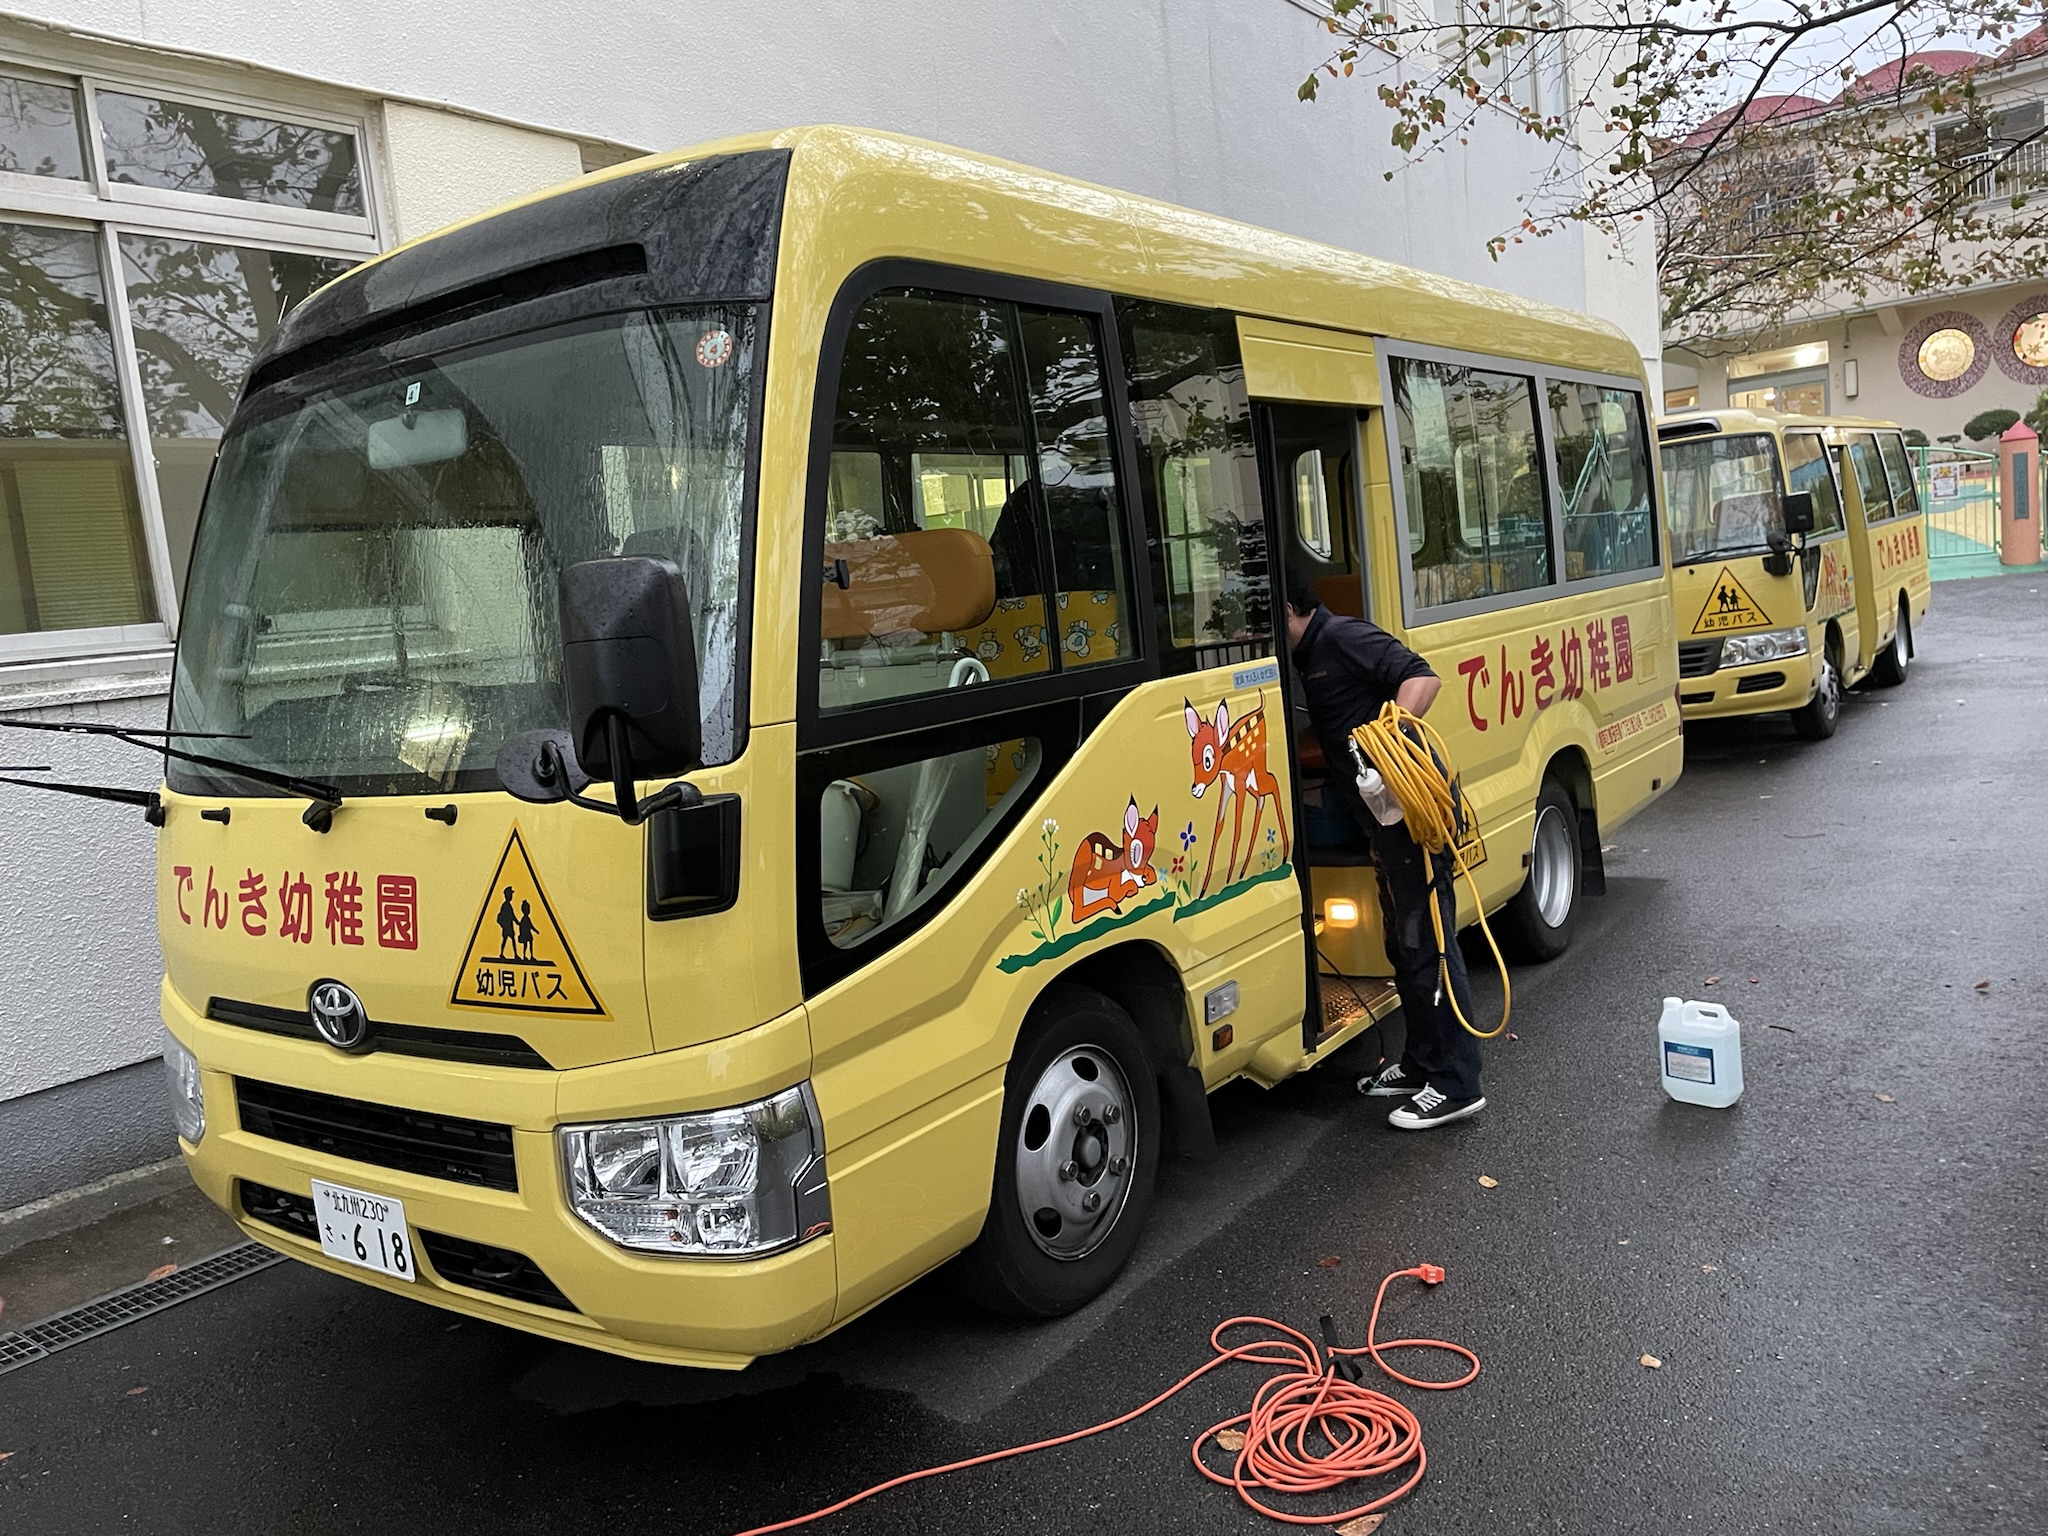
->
<box><xmin>1387</xmin><ymin>1085</ymin><xmax>1486</xmax><ymax>1131</ymax></box>
<box><xmin>1358</xmin><ymin>1062</ymin><xmax>1420</xmax><ymax>1098</ymax></box>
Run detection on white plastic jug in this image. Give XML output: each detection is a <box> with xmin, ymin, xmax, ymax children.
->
<box><xmin>1658</xmin><ymin>997</ymin><xmax>1744</xmax><ymax>1108</ymax></box>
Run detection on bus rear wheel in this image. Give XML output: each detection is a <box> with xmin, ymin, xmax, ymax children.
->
<box><xmin>1791</xmin><ymin>649</ymin><xmax>1842</xmax><ymax>740</ymax></box>
<box><xmin>1497</xmin><ymin>776</ymin><xmax>1580</xmax><ymax>963</ymax></box>
<box><xmin>954</xmin><ymin>986</ymin><xmax>1160</xmax><ymax>1318</ymax></box>
<box><xmin>1869</xmin><ymin>599</ymin><xmax>1911</xmax><ymax>688</ymax></box>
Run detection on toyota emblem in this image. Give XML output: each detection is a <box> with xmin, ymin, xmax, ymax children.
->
<box><xmin>308</xmin><ymin>980</ymin><xmax>371</xmax><ymax>1051</ymax></box>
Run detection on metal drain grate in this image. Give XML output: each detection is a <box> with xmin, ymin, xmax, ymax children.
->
<box><xmin>0</xmin><ymin>1240</ymin><xmax>286</xmax><ymax>1376</ymax></box>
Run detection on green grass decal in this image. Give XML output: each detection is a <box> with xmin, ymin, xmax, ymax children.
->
<box><xmin>996</xmin><ymin>888</ymin><xmax>1177</xmax><ymax>972</ymax></box>
<box><xmin>1169</xmin><ymin>862</ymin><xmax>1294</xmax><ymax>921</ymax></box>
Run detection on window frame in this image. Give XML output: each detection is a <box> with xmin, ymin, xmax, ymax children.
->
<box><xmin>796</xmin><ymin>260</ymin><xmax>1156</xmax><ymax>752</ymax></box>
<box><xmin>1379</xmin><ymin>339</ymin><xmax>1661</xmax><ymax>626</ymax></box>
<box><xmin>0</xmin><ymin>50</ymin><xmax>381</xmax><ymax>667</ymax></box>
<box><xmin>1870</xmin><ymin>430</ymin><xmax>1923</xmax><ymax>522</ymax></box>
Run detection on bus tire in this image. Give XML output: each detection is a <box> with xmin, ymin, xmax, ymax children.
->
<box><xmin>1869</xmin><ymin>598</ymin><xmax>1911</xmax><ymax>688</ymax></box>
<box><xmin>1496</xmin><ymin>777</ymin><xmax>1580</xmax><ymax>964</ymax></box>
<box><xmin>954</xmin><ymin>986</ymin><xmax>1160</xmax><ymax>1318</ymax></box>
<box><xmin>1791</xmin><ymin>646</ymin><xmax>1842</xmax><ymax>739</ymax></box>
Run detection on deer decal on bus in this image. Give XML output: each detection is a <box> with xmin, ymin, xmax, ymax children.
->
<box><xmin>1066</xmin><ymin>798</ymin><xmax>1161</xmax><ymax>923</ymax></box>
<box><xmin>1185</xmin><ymin>691</ymin><xmax>1290</xmax><ymax>898</ymax></box>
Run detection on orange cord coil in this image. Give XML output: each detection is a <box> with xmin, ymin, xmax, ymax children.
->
<box><xmin>730</xmin><ymin>1265</ymin><xmax>1478</xmax><ymax>1535</ymax></box>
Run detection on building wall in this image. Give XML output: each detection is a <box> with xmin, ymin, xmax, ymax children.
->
<box><xmin>0</xmin><ymin>1</ymin><xmax>1660</xmax><ymax>1208</ymax></box>
<box><xmin>1670</xmin><ymin>284</ymin><xmax>2048</xmax><ymax>442</ymax></box>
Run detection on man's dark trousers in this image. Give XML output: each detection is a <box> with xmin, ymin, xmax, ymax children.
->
<box><xmin>1348</xmin><ymin>792</ymin><xmax>1483</xmax><ymax>1101</ymax></box>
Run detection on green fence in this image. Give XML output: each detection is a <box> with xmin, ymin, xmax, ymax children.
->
<box><xmin>1913</xmin><ymin>446</ymin><xmax>2000</xmax><ymax>567</ymax></box>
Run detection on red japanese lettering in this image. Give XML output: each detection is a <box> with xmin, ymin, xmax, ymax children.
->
<box><xmin>238</xmin><ymin>870</ymin><xmax>269</xmax><ymax>937</ymax></box>
<box><xmin>376</xmin><ymin>875</ymin><xmax>418</xmax><ymax>951</ymax></box>
<box><xmin>1559</xmin><ymin>628</ymin><xmax>1585</xmax><ymax>701</ymax></box>
<box><xmin>202</xmin><ymin>866</ymin><xmax>229</xmax><ymax>930</ymax></box>
<box><xmin>278</xmin><ymin>871</ymin><xmax>314</xmax><ymax>945</ymax></box>
<box><xmin>172</xmin><ymin>865</ymin><xmax>194</xmax><ymax>925</ymax></box>
<box><xmin>1528</xmin><ymin>636</ymin><xmax>1556</xmax><ymax>710</ymax></box>
<box><xmin>1611</xmin><ymin>614</ymin><xmax>1634</xmax><ymax>683</ymax></box>
<box><xmin>324</xmin><ymin>870</ymin><xmax>365</xmax><ymax>947</ymax></box>
<box><xmin>1457</xmin><ymin>654</ymin><xmax>1491</xmax><ymax>732</ymax></box>
<box><xmin>1497</xmin><ymin>645</ymin><xmax>1525</xmax><ymax>724</ymax></box>
<box><xmin>1586</xmin><ymin>617</ymin><xmax>1613</xmax><ymax>691</ymax></box>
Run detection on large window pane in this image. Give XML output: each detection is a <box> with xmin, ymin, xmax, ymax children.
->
<box><xmin>1116</xmin><ymin>299</ymin><xmax>1267</xmax><ymax>660</ymax></box>
<box><xmin>98</xmin><ymin>91</ymin><xmax>364</xmax><ymax>216</ymax></box>
<box><xmin>1546</xmin><ymin>381</ymin><xmax>1658</xmax><ymax>580</ymax></box>
<box><xmin>1841</xmin><ymin>432</ymin><xmax>1895</xmax><ymax>524</ymax></box>
<box><xmin>1875</xmin><ymin>431</ymin><xmax>1922</xmax><ymax>518</ymax></box>
<box><xmin>120</xmin><ymin>233</ymin><xmax>353</xmax><ymax>594</ymax></box>
<box><xmin>1658</xmin><ymin>433</ymin><xmax>1784</xmax><ymax>564</ymax></box>
<box><xmin>0</xmin><ymin>221</ymin><xmax>157</xmax><ymax>635</ymax></box>
<box><xmin>1394</xmin><ymin>357</ymin><xmax>1550</xmax><ymax>608</ymax></box>
<box><xmin>1</xmin><ymin>74</ymin><xmax>87</xmax><ymax>180</ymax></box>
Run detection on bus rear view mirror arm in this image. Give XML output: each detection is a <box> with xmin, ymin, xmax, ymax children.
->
<box><xmin>496</xmin><ymin>557</ymin><xmax>704</xmax><ymax>827</ymax></box>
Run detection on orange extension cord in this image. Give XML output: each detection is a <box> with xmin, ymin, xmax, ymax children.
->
<box><xmin>729</xmin><ymin>1265</ymin><xmax>1479</xmax><ymax>1535</ymax></box>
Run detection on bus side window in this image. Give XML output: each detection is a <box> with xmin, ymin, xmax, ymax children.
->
<box><xmin>1391</xmin><ymin>356</ymin><xmax>1551</xmax><ymax>609</ymax></box>
<box><xmin>1875</xmin><ymin>432</ymin><xmax>1922</xmax><ymax>517</ymax></box>
<box><xmin>818</xmin><ymin>289</ymin><xmax>1134</xmax><ymax>712</ymax></box>
<box><xmin>1546</xmin><ymin>382</ymin><xmax>1658</xmax><ymax>581</ymax></box>
<box><xmin>1843</xmin><ymin>433</ymin><xmax>1894</xmax><ymax>523</ymax></box>
<box><xmin>1782</xmin><ymin>433</ymin><xmax>1843</xmax><ymax>534</ymax></box>
<box><xmin>1114</xmin><ymin>298</ymin><xmax>1269</xmax><ymax>670</ymax></box>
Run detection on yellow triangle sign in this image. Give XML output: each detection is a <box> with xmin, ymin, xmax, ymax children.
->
<box><xmin>449</xmin><ymin>828</ymin><xmax>607</xmax><ymax>1017</ymax></box>
<box><xmin>1691</xmin><ymin>566</ymin><xmax>1772</xmax><ymax>635</ymax></box>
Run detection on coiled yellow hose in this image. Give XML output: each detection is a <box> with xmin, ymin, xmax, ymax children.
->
<box><xmin>1348</xmin><ymin>703</ymin><xmax>1511</xmax><ymax>1041</ymax></box>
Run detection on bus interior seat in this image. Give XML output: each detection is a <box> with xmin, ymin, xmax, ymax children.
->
<box><xmin>817</xmin><ymin>527</ymin><xmax>997</xmax><ymax>709</ymax></box>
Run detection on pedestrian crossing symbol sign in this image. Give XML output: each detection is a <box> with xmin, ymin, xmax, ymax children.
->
<box><xmin>449</xmin><ymin>828</ymin><xmax>606</xmax><ymax>1017</ymax></box>
<box><xmin>1691</xmin><ymin>566</ymin><xmax>1771</xmax><ymax>635</ymax></box>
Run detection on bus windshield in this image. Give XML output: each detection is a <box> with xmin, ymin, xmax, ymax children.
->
<box><xmin>1659</xmin><ymin>432</ymin><xmax>1783</xmax><ymax>566</ymax></box>
<box><xmin>169</xmin><ymin>305</ymin><xmax>757</xmax><ymax>796</ymax></box>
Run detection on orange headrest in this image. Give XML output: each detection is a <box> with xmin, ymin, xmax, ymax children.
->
<box><xmin>820</xmin><ymin>527</ymin><xmax>997</xmax><ymax>641</ymax></box>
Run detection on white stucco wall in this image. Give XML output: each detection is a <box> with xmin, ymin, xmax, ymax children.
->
<box><xmin>0</xmin><ymin>687</ymin><xmax>168</xmax><ymax>1100</ymax></box>
<box><xmin>4</xmin><ymin>0</ymin><xmax>1643</xmax><ymax>345</ymax></box>
<box><xmin>377</xmin><ymin>101</ymin><xmax>584</xmax><ymax>244</ymax></box>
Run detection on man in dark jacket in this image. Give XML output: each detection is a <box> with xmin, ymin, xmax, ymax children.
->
<box><xmin>1286</xmin><ymin>579</ymin><xmax>1484</xmax><ymax>1129</ymax></box>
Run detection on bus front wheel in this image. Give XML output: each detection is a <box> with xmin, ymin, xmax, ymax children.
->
<box><xmin>955</xmin><ymin>986</ymin><xmax>1160</xmax><ymax>1318</ymax></box>
<box><xmin>1791</xmin><ymin>649</ymin><xmax>1842</xmax><ymax>740</ymax></box>
<box><xmin>1496</xmin><ymin>777</ymin><xmax>1581</xmax><ymax>963</ymax></box>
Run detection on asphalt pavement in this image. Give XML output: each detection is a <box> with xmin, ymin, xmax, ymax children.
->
<box><xmin>2</xmin><ymin>574</ymin><xmax>2042</xmax><ymax>1534</ymax></box>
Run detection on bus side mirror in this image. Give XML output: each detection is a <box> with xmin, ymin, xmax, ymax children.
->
<box><xmin>559</xmin><ymin>556</ymin><xmax>702</xmax><ymax>824</ymax></box>
<box><xmin>1781</xmin><ymin>491</ymin><xmax>1815</xmax><ymax>537</ymax></box>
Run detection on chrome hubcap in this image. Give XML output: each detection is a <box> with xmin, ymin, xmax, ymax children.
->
<box><xmin>1013</xmin><ymin>1045</ymin><xmax>1136</xmax><ymax>1261</ymax></box>
<box><xmin>1896</xmin><ymin>607</ymin><xmax>1910</xmax><ymax>673</ymax></box>
<box><xmin>1529</xmin><ymin>803</ymin><xmax>1576</xmax><ymax>929</ymax></box>
<box><xmin>1821</xmin><ymin>659</ymin><xmax>1841</xmax><ymax>720</ymax></box>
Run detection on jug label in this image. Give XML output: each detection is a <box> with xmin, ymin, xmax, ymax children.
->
<box><xmin>1664</xmin><ymin>1042</ymin><xmax>1715</xmax><ymax>1084</ymax></box>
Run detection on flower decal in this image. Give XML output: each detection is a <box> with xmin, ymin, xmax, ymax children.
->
<box><xmin>1180</xmin><ymin>821</ymin><xmax>1198</xmax><ymax>851</ymax></box>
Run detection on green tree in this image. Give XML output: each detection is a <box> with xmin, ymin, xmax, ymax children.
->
<box><xmin>2028</xmin><ymin>391</ymin><xmax>2048</xmax><ymax>439</ymax></box>
<box><xmin>1296</xmin><ymin>2</ymin><xmax>2043</xmax><ymax>344</ymax></box>
<box><xmin>1964</xmin><ymin>408</ymin><xmax>2021</xmax><ymax>441</ymax></box>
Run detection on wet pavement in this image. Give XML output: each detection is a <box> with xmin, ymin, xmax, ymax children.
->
<box><xmin>1</xmin><ymin>574</ymin><xmax>2042</xmax><ymax>1534</ymax></box>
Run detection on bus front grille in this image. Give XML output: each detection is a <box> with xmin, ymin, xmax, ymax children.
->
<box><xmin>235</xmin><ymin>1079</ymin><xmax>519</xmax><ymax>1191</ymax></box>
<box><xmin>1678</xmin><ymin>641</ymin><xmax>1720</xmax><ymax>678</ymax></box>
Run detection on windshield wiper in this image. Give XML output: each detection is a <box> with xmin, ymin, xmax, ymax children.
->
<box><xmin>0</xmin><ymin>718</ymin><xmax>344</xmax><ymax>830</ymax></box>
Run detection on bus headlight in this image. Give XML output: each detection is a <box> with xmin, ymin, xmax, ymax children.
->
<box><xmin>559</xmin><ymin>1085</ymin><xmax>831</xmax><ymax>1257</ymax></box>
<box><xmin>163</xmin><ymin>1030</ymin><xmax>205</xmax><ymax>1145</ymax></box>
<box><xmin>1720</xmin><ymin>627</ymin><xmax>1809</xmax><ymax>667</ymax></box>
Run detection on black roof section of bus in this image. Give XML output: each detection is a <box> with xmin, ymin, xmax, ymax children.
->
<box><xmin>246</xmin><ymin>149</ymin><xmax>790</xmax><ymax>396</ymax></box>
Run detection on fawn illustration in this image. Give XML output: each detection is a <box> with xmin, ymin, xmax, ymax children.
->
<box><xmin>1185</xmin><ymin>691</ymin><xmax>1290</xmax><ymax>898</ymax></box>
<box><xmin>1067</xmin><ymin>798</ymin><xmax>1161</xmax><ymax>923</ymax></box>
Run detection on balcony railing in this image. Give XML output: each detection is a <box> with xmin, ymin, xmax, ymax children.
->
<box><xmin>1963</xmin><ymin>137</ymin><xmax>2048</xmax><ymax>205</ymax></box>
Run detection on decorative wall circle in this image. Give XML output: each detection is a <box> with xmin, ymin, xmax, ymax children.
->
<box><xmin>1915</xmin><ymin>328</ymin><xmax>1976</xmax><ymax>382</ymax></box>
<box><xmin>1995</xmin><ymin>293</ymin><xmax>2048</xmax><ymax>385</ymax></box>
<box><xmin>1898</xmin><ymin>311</ymin><xmax>1990</xmax><ymax>398</ymax></box>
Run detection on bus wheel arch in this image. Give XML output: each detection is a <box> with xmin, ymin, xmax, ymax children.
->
<box><xmin>1051</xmin><ymin>943</ymin><xmax>1213</xmax><ymax>1160</ymax></box>
<box><xmin>1870</xmin><ymin>593</ymin><xmax>1911</xmax><ymax>686</ymax></box>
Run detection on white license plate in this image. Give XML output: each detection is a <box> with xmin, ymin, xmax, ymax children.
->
<box><xmin>310</xmin><ymin>1179</ymin><xmax>417</xmax><ymax>1283</ymax></box>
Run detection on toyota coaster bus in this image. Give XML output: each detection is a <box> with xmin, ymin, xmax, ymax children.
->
<box><xmin>154</xmin><ymin>128</ymin><xmax>1683</xmax><ymax>1367</ymax></box>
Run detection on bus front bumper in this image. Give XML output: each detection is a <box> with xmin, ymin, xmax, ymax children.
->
<box><xmin>170</xmin><ymin>994</ymin><xmax>836</xmax><ymax>1370</ymax></box>
<box><xmin>1676</xmin><ymin>652</ymin><xmax>1821</xmax><ymax>721</ymax></box>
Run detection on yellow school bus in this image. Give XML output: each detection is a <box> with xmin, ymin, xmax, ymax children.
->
<box><xmin>1657</xmin><ymin>407</ymin><xmax>1871</xmax><ymax>737</ymax></box>
<box><xmin>1804</xmin><ymin>415</ymin><xmax>1931</xmax><ymax>687</ymax></box>
<box><xmin>155</xmin><ymin>127</ymin><xmax>1681</xmax><ymax>1368</ymax></box>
